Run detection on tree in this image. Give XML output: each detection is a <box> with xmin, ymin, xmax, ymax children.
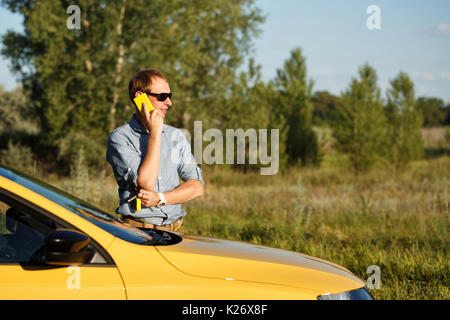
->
<box><xmin>385</xmin><ymin>72</ymin><xmax>424</xmax><ymax>168</ymax></box>
<box><xmin>416</xmin><ymin>97</ymin><xmax>446</xmax><ymax>127</ymax></box>
<box><xmin>0</xmin><ymin>85</ymin><xmax>40</xmax><ymax>151</ymax></box>
<box><xmin>213</xmin><ymin>58</ymin><xmax>273</xmax><ymax>172</ymax></box>
<box><xmin>333</xmin><ymin>63</ymin><xmax>387</xmax><ymax>174</ymax></box>
<box><xmin>0</xmin><ymin>85</ymin><xmax>41</xmax><ymax>174</ymax></box>
<box><xmin>1</xmin><ymin>0</ymin><xmax>265</xmax><ymax>168</ymax></box>
<box><xmin>0</xmin><ymin>85</ymin><xmax>31</xmax><ymax>134</ymax></box>
<box><xmin>221</xmin><ymin>58</ymin><xmax>270</xmax><ymax>130</ymax></box>
<box><xmin>270</xmin><ymin>48</ymin><xmax>318</xmax><ymax>166</ymax></box>
<box><xmin>311</xmin><ymin>90</ymin><xmax>341</xmax><ymax>126</ymax></box>
<box><xmin>444</xmin><ymin>103</ymin><xmax>450</xmax><ymax>126</ymax></box>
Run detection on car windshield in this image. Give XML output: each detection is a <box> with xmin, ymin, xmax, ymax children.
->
<box><xmin>0</xmin><ymin>166</ymin><xmax>159</xmax><ymax>245</ymax></box>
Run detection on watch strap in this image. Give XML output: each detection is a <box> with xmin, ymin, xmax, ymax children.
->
<box><xmin>157</xmin><ymin>192</ymin><xmax>166</xmax><ymax>207</ymax></box>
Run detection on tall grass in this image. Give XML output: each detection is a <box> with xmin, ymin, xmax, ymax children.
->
<box><xmin>179</xmin><ymin>158</ymin><xmax>449</xmax><ymax>300</ymax></box>
<box><xmin>6</xmin><ymin>142</ymin><xmax>449</xmax><ymax>300</ymax></box>
<box><xmin>421</xmin><ymin>127</ymin><xmax>449</xmax><ymax>149</ymax></box>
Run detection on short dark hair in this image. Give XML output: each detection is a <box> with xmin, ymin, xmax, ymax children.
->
<box><xmin>128</xmin><ymin>69</ymin><xmax>168</xmax><ymax>105</ymax></box>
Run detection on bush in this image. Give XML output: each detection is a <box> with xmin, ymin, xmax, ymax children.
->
<box><xmin>0</xmin><ymin>140</ymin><xmax>39</xmax><ymax>175</ymax></box>
<box><xmin>57</xmin><ymin>131</ymin><xmax>106</xmax><ymax>170</ymax></box>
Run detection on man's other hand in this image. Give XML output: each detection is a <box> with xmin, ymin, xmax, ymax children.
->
<box><xmin>137</xmin><ymin>188</ymin><xmax>160</xmax><ymax>207</ymax></box>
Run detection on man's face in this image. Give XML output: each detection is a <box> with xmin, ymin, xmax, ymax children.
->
<box><xmin>138</xmin><ymin>77</ymin><xmax>172</xmax><ymax>118</ymax></box>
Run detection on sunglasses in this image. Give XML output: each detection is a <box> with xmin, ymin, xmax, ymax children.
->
<box><xmin>144</xmin><ymin>91</ymin><xmax>172</xmax><ymax>102</ymax></box>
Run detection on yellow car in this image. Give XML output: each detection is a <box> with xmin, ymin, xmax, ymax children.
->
<box><xmin>0</xmin><ymin>166</ymin><xmax>373</xmax><ymax>300</ymax></box>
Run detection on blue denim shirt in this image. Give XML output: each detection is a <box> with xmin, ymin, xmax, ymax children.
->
<box><xmin>106</xmin><ymin>114</ymin><xmax>204</xmax><ymax>225</ymax></box>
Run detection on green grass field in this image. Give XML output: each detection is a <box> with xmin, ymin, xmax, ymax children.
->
<box><xmin>184</xmin><ymin>158</ymin><xmax>449</xmax><ymax>300</ymax></box>
<box><xmin>43</xmin><ymin>152</ymin><xmax>449</xmax><ymax>300</ymax></box>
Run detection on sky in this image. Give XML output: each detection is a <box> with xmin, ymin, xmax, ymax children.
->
<box><xmin>1</xmin><ymin>0</ymin><xmax>449</xmax><ymax>102</ymax></box>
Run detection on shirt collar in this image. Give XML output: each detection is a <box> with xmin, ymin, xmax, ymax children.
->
<box><xmin>129</xmin><ymin>114</ymin><xmax>165</xmax><ymax>134</ymax></box>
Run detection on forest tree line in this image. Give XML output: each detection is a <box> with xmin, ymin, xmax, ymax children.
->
<box><xmin>0</xmin><ymin>0</ymin><xmax>449</xmax><ymax>176</ymax></box>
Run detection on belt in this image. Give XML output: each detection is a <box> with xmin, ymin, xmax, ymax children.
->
<box><xmin>123</xmin><ymin>216</ymin><xmax>184</xmax><ymax>232</ymax></box>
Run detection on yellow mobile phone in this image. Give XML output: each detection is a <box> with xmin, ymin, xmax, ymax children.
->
<box><xmin>133</xmin><ymin>93</ymin><xmax>154</xmax><ymax>113</ymax></box>
<box><xmin>136</xmin><ymin>198</ymin><xmax>141</xmax><ymax>212</ymax></box>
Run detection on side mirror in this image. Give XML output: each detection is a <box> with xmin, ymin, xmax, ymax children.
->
<box><xmin>44</xmin><ymin>229</ymin><xmax>95</xmax><ymax>266</ymax></box>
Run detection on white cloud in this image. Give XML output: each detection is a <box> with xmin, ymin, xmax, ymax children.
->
<box><xmin>439</xmin><ymin>72</ymin><xmax>450</xmax><ymax>80</ymax></box>
<box><xmin>311</xmin><ymin>67</ymin><xmax>336</xmax><ymax>77</ymax></box>
<box><xmin>416</xmin><ymin>86</ymin><xmax>430</xmax><ymax>96</ymax></box>
<box><xmin>422</xmin><ymin>72</ymin><xmax>436</xmax><ymax>81</ymax></box>
<box><xmin>416</xmin><ymin>72</ymin><xmax>450</xmax><ymax>81</ymax></box>
<box><xmin>317</xmin><ymin>68</ymin><xmax>334</xmax><ymax>76</ymax></box>
<box><xmin>413</xmin><ymin>72</ymin><xmax>436</xmax><ymax>81</ymax></box>
<box><xmin>432</xmin><ymin>22</ymin><xmax>450</xmax><ymax>37</ymax></box>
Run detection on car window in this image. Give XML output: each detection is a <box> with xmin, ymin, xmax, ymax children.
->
<box><xmin>0</xmin><ymin>197</ymin><xmax>110</xmax><ymax>264</ymax></box>
<box><xmin>0</xmin><ymin>199</ymin><xmax>53</xmax><ymax>263</ymax></box>
<box><xmin>0</xmin><ymin>167</ymin><xmax>165</xmax><ymax>245</ymax></box>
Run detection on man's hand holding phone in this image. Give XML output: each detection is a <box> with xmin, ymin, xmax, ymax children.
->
<box><xmin>134</xmin><ymin>93</ymin><xmax>164</xmax><ymax>136</ymax></box>
<box><xmin>142</xmin><ymin>102</ymin><xmax>164</xmax><ymax>138</ymax></box>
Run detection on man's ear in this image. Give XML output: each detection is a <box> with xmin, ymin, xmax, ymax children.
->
<box><xmin>135</xmin><ymin>91</ymin><xmax>143</xmax><ymax>97</ymax></box>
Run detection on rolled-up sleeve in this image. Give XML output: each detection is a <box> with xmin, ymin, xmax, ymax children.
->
<box><xmin>176</xmin><ymin>131</ymin><xmax>205</xmax><ymax>185</ymax></box>
<box><xmin>106</xmin><ymin>132</ymin><xmax>141</xmax><ymax>189</ymax></box>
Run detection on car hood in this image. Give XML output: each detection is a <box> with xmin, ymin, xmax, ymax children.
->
<box><xmin>156</xmin><ymin>234</ymin><xmax>365</xmax><ymax>294</ymax></box>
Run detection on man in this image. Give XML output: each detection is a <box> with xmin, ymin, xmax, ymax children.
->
<box><xmin>106</xmin><ymin>69</ymin><xmax>204</xmax><ymax>232</ymax></box>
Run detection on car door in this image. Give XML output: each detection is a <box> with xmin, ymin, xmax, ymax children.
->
<box><xmin>0</xmin><ymin>193</ymin><xmax>126</xmax><ymax>299</ymax></box>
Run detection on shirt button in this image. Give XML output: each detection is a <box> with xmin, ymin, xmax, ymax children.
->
<box><xmin>158</xmin><ymin>177</ymin><xmax>161</xmax><ymax>180</ymax></box>
<box><xmin>127</xmin><ymin>168</ymin><xmax>131</xmax><ymax>172</ymax></box>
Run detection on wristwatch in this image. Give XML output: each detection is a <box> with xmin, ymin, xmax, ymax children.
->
<box><xmin>156</xmin><ymin>192</ymin><xmax>166</xmax><ymax>208</ymax></box>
